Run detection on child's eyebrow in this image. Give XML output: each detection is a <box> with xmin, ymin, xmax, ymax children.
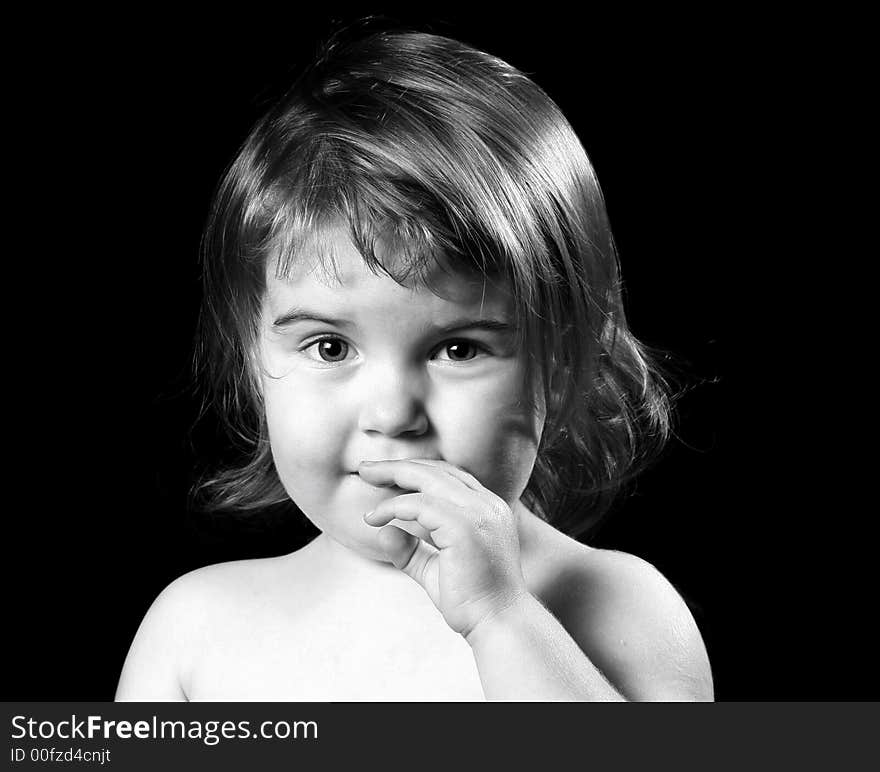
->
<box><xmin>272</xmin><ymin>309</ymin><xmax>516</xmax><ymax>336</ymax></box>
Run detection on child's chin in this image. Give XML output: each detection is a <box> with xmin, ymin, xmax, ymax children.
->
<box><xmin>328</xmin><ymin>526</ymin><xmax>398</xmax><ymax>564</ymax></box>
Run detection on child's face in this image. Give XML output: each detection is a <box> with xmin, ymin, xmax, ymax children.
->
<box><xmin>257</xmin><ymin>225</ymin><xmax>545</xmax><ymax>562</ymax></box>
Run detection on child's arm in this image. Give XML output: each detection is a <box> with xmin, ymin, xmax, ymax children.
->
<box><xmin>465</xmin><ymin>592</ymin><xmax>626</xmax><ymax>700</ymax></box>
<box><xmin>465</xmin><ymin>552</ymin><xmax>713</xmax><ymax>701</ymax></box>
<box><xmin>360</xmin><ymin>459</ymin><xmax>713</xmax><ymax>701</ymax></box>
<box><xmin>115</xmin><ymin>577</ymin><xmax>196</xmax><ymax>701</ymax></box>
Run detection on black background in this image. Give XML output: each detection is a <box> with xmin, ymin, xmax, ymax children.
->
<box><xmin>8</xmin><ymin>8</ymin><xmax>871</xmax><ymax>700</ymax></box>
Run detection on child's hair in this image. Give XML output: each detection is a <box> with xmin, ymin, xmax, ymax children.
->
<box><xmin>192</xmin><ymin>27</ymin><xmax>672</xmax><ymax>538</ymax></box>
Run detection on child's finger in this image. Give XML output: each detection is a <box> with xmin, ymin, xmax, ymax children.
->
<box><xmin>363</xmin><ymin>492</ymin><xmax>460</xmax><ymax>534</ymax></box>
<box><xmin>358</xmin><ymin>459</ymin><xmax>472</xmax><ymax>505</ymax></box>
<box><xmin>406</xmin><ymin>458</ymin><xmax>485</xmax><ymax>492</ymax></box>
<box><xmin>376</xmin><ymin>525</ymin><xmax>438</xmax><ymax>590</ymax></box>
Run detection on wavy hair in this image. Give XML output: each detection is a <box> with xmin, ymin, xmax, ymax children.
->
<box><xmin>191</xmin><ymin>28</ymin><xmax>672</xmax><ymax>538</ymax></box>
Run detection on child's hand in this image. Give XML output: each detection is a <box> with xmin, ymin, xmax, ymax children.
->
<box><xmin>359</xmin><ymin>459</ymin><xmax>528</xmax><ymax>639</ymax></box>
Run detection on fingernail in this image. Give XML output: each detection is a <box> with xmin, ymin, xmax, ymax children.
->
<box><xmin>363</xmin><ymin>510</ymin><xmax>374</xmax><ymax>521</ymax></box>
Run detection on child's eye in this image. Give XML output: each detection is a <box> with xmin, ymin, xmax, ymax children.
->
<box><xmin>302</xmin><ymin>336</ymin><xmax>352</xmax><ymax>363</ymax></box>
<box><xmin>433</xmin><ymin>339</ymin><xmax>485</xmax><ymax>362</ymax></box>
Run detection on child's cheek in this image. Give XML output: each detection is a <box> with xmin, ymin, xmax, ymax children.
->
<box><xmin>262</xmin><ymin>386</ymin><xmax>345</xmax><ymax>489</ymax></box>
<box><xmin>439</xmin><ymin>377</ymin><xmax>544</xmax><ymax>503</ymax></box>
<box><xmin>478</xmin><ymin>416</ymin><xmax>543</xmax><ymax>503</ymax></box>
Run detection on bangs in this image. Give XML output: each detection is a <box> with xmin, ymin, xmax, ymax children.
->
<box><xmin>264</xmin><ymin>181</ymin><xmax>479</xmax><ymax>296</ymax></box>
<box><xmin>249</xmin><ymin>106</ymin><xmax>565</xmax><ymax>318</ymax></box>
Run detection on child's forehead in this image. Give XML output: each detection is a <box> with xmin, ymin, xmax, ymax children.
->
<box><xmin>265</xmin><ymin>224</ymin><xmax>512</xmax><ymax>313</ymax></box>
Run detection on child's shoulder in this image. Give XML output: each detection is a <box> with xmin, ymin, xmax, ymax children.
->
<box><xmin>115</xmin><ymin>554</ymin><xmax>295</xmax><ymax>701</ymax></box>
<box><xmin>524</xmin><ymin>518</ymin><xmax>714</xmax><ymax>701</ymax></box>
<box><xmin>147</xmin><ymin>553</ymin><xmax>293</xmax><ymax>623</ymax></box>
<box><xmin>161</xmin><ymin>554</ymin><xmax>291</xmax><ymax>604</ymax></box>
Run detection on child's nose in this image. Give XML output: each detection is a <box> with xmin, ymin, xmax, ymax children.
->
<box><xmin>357</xmin><ymin>370</ymin><xmax>429</xmax><ymax>437</ymax></box>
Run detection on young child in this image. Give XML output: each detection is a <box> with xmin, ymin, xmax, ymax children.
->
<box><xmin>116</xmin><ymin>28</ymin><xmax>713</xmax><ymax>701</ymax></box>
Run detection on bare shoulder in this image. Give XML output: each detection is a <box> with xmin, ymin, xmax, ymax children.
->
<box><xmin>524</xmin><ymin>521</ymin><xmax>714</xmax><ymax>701</ymax></box>
<box><xmin>115</xmin><ymin>555</ymin><xmax>293</xmax><ymax>701</ymax></box>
